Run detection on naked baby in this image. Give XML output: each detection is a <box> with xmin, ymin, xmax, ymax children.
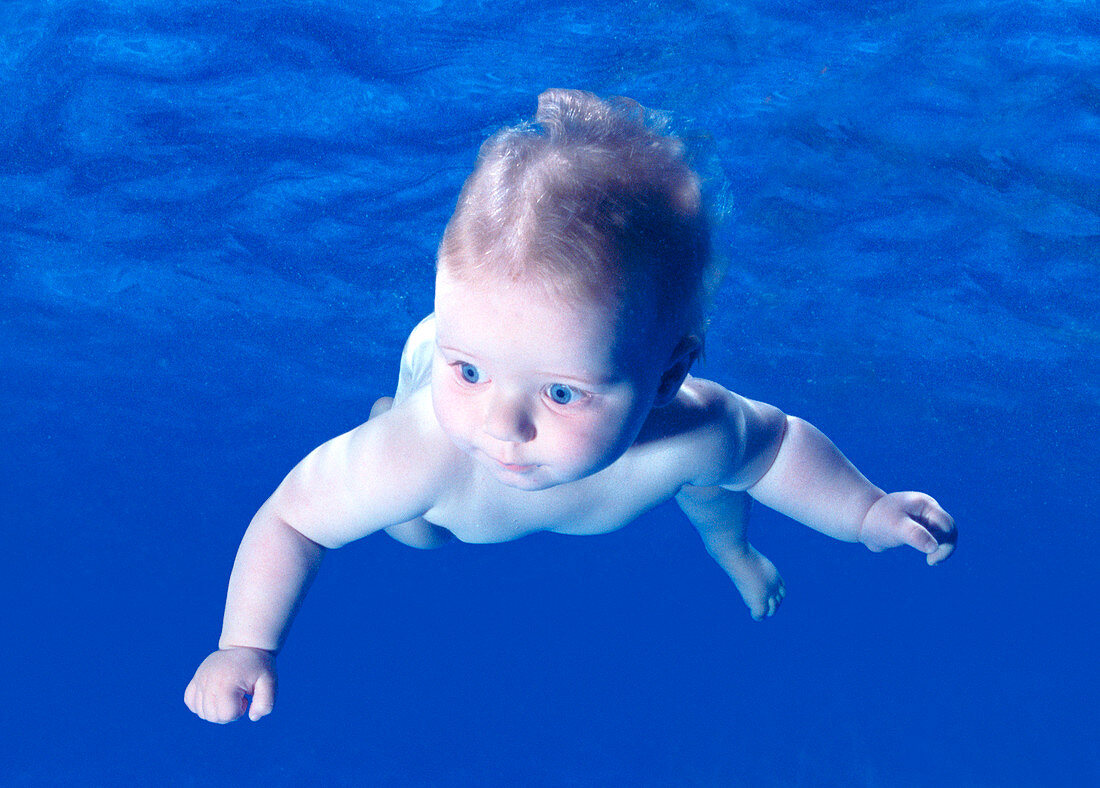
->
<box><xmin>185</xmin><ymin>89</ymin><xmax>956</xmax><ymax>724</ymax></box>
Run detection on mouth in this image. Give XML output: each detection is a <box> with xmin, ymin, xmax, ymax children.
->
<box><xmin>482</xmin><ymin>451</ymin><xmax>537</xmax><ymax>474</ymax></box>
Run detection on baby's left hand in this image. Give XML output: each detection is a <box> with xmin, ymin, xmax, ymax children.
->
<box><xmin>858</xmin><ymin>491</ymin><xmax>956</xmax><ymax>565</ymax></box>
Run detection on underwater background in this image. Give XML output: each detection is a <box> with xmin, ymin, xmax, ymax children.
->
<box><xmin>2</xmin><ymin>0</ymin><xmax>1097</xmax><ymax>784</ymax></box>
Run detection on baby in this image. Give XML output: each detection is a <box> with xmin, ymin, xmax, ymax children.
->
<box><xmin>185</xmin><ymin>89</ymin><xmax>956</xmax><ymax>724</ymax></box>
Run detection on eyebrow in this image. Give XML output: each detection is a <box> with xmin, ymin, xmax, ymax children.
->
<box><xmin>437</xmin><ymin>343</ymin><xmax>614</xmax><ymax>389</ymax></box>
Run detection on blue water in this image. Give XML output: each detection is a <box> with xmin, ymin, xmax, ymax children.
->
<box><xmin>2</xmin><ymin>0</ymin><xmax>1097</xmax><ymax>784</ymax></box>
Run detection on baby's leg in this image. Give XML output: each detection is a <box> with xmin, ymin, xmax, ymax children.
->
<box><xmin>676</xmin><ymin>484</ymin><xmax>785</xmax><ymax>620</ymax></box>
<box><xmin>370</xmin><ymin>396</ymin><xmax>454</xmax><ymax>549</ymax></box>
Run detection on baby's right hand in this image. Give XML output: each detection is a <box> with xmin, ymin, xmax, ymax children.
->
<box><xmin>184</xmin><ymin>647</ymin><xmax>277</xmax><ymax>723</ymax></box>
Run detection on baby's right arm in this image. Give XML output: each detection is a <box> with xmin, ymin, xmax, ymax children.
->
<box><xmin>184</xmin><ymin>500</ymin><xmax>324</xmax><ymax>723</ymax></box>
<box><xmin>185</xmin><ymin>399</ymin><xmax>445</xmax><ymax>723</ymax></box>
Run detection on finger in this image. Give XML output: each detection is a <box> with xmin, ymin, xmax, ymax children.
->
<box><xmin>200</xmin><ymin>692</ymin><xmax>217</xmax><ymax>723</ymax></box>
<box><xmin>927</xmin><ymin>539</ymin><xmax>956</xmax><ymax>566</ymax></box>
<box><xmin>184</xmin><ymin>679</ymin><xmax>196</xmax><ymax>713</ymax></box>
<box><xmin>202</xmin><ymin>691</ymin><xmax>222</xmax><ymax>723</ymax></box>
<box><xmin>249</xmin><ymin>673</ymin><xmax>277</xmax><ymax>721</ymax></box>
<box><xmin>906</xmin><ymin>522</ymin><xmax>940</xmax><ymax>555</ymax></box>
<box><xmin>210</xmin><ymin>689</ymin><xmax>245</xmax><ymax>724</ymax></box>
<box><xmin>915</xmin><ymin>496</ymin><xmax>955</xmax><ymax>537</ymax></box>
<box><xmin>198</xmin><ymin>688</ymin><xmax>212</xmax><ymax>722</ymax></box>
<box><xmin>921</xmin><ymin>501</ymin><xmax>958</xmax><ymax>559</ymax></box>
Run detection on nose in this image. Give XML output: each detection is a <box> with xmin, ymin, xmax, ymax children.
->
<box><xmin>483</xmin><ymin>388</ymin><xmax>536</xmax><ymax>444</ymax></box>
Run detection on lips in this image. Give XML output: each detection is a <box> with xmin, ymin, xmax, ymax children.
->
<box><xmin>479</xmin><ymin>449</ymin><xmax>536</xmax><ymax>473</ymax></box>
<box><xmin>498</xmin><ymin>461</ymin><xmax>535</xmax><ymax>473</ymax></box>
<box><xmin>494</xmin><ymin>457</ymin><xmax>536</xmax><ymax>472</ymax></box>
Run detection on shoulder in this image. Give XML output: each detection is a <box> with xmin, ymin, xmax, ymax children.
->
<box><xmin>641</xmin><ymin>376</ymin><xmax>741</xmax><ymax>445</ymax></box>
<box><xmin>639</xmin><ymin>376</ymin><xmax>787</xmax><ymax>489</ymax></box>
<box><xmin>273</xmin><ymin>387</ymin><xmax>466</xmax><ymax>548</ymax></box>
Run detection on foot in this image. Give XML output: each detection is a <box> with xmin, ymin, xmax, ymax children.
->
<box><xmin>370</xmin><ymin>396</ymin><xmax>394</xmax><ymax>419</ymax></box>
<box><xmin>723</xmin><ymin>543</ymin><xmax>785</xmax><ymax>621</ymax></box>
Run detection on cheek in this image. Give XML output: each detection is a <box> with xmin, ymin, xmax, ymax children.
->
<box><xmin>431</xmin><ymin>378</ymin><xmax>473</xmax><ymax>443</ymax></box>
<box><xmin>548</xmin><ymin>410</ymin><xmax>633</xmax><ymax>466</ymax></box>
<box><xmin>582</xmin><ymin>396</ymin><xmax>652</xmax><ymax>460</ymax></box>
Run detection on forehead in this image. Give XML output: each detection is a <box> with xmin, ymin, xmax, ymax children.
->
<box><xmin>434</xmin><ymin>267</ymin><xmax>646</xmax><ymax>382</ymax></box>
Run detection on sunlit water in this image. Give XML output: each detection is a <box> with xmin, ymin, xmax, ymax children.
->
<box><xmin>2</xmin><ymin>1</ymin><xmax>1096</xmax><ymax>784</ymax></box>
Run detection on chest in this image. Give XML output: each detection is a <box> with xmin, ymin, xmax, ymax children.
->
<box><xmin>422</xmin><ymin>441</ymin><xmax>692</xmax><ymax>543</ymax></box>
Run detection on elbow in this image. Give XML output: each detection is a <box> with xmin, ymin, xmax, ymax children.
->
<box><xmin>744</xmin><ymin>410</ymin><xmax>790</xmax><ymax>491</ymax></box>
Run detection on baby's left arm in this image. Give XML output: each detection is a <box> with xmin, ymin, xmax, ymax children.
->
<box><xmin>734</xmin><ymin>413</ymin><xmax>956</xmax><ymax>564</ymax></box>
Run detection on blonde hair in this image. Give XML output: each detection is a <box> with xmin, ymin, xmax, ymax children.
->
<box><xmin>438</xmin><ymin>89</ymin><xmax>714</xmax><ymax>338</ymax></box>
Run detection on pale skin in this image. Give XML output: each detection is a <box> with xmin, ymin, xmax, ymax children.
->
<box><xmin>184</xmin><ymin>266</ymin><xmax>956</xmax><ymax>724</ymax></box>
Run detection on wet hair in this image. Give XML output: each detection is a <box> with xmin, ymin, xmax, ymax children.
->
<box><xmin>437</xmin><ymin>88</ymin><xmax>714</xmax><ymax>340</ymax></box>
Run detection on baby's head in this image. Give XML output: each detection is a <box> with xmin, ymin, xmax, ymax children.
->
<box><xmin>429</xmin><ymin>91</ymin><xmax>717</xmax><ymax>490</ymax></box>
<box><xmin>437</xmin><ymin>88</ymin><xmax>714</xmax><ymax>354</ymax></box>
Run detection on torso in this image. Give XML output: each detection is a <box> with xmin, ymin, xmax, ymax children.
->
<box><xmin>410</xmin><ymin>377</ymin><xmax>731</xmax><ymax>544</ymax></box>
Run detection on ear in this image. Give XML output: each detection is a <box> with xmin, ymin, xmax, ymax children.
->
<box><xmin>654</xmin><ymin>335</ymin><xmax>702</xmax><ymax>407</ymax></box>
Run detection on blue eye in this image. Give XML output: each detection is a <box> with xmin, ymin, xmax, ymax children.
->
<box><xmin>458</xmin><ymin>363</ymin><xmax>481</xmax><ymax>384</ymax></box>
<box><xmin>547</xmin><ymin>383</ymin><xmax>575</xmax><ymax>404</ymax></box>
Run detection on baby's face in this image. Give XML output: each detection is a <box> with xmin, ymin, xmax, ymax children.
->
<box><xmin>432</xmin><ymin>266</ymin><xmax>665</xmax><ymax>491</ymax></box>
